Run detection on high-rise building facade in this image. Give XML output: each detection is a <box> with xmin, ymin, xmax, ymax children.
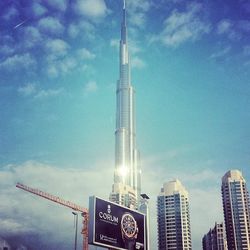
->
<box><xmin>0</xmin><ymin>238</ymin><xmax>11</xmax><ymax>250</ymax></box>
<box><xmin>221</xmin><ymin>170</ymin><xmax>250</xmax><ymax>250</ymax></box>
<box><xmin>157</xmin><ymin>180</ymin><xmax>192</xmax><ymax>250</ymax></box>
<box><xmin>109</xmin><ymin>0</ymin><xmax>141</xmax><ymax>209</ymax></box>
<box><xmin>202</xmin><ymin>222</ymin><xmax>227</xmax><ymax>250</ymax></box>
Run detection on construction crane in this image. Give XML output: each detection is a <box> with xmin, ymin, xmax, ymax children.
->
<box><xmin>16</xmin><ymin>182</ymin><xmax>89</xmax><ymax>250</ymax></box>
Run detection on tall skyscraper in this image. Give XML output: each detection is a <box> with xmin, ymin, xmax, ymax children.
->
<box><xmin>221</xmin><ymin>170</ymin><xmax>250</xmax><ymax>250</ymax></box>
<box><xmin>157</xmin><ymin>180</ymin><xmax>192</xmax><ymax>250</ymax></box>
<box><xmin>109</xmin><ymin>0</ymin><xmax>141</xmax><ymax>209</ymax></box>
<box><xmin>202</xmin><ymin>222</ymin><xmax>227</xmax><ymax>250</ymax></box>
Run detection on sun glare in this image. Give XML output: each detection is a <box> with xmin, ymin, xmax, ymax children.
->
<box><xmin>118</xmin><ymin>165</ymin><xmax>129</xmax><ymax>178</ymax></box>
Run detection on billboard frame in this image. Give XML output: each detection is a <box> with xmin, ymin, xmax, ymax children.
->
<box><xmin>88</xmin><ymin>196</ymin><xmax>145</xmax><ymax>250</ymax></box>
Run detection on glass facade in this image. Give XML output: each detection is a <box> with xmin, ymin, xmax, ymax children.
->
<box><xmin>202</xmin><ymin>222</ymin><xmax>227</xmax><ymax>250</ymax></box>
<box><xmin>157</xmin><ymin>180</ymin><xmax>192</xmax><ymax>250</ymax></box>
<box><xmin>110</xmin><ymin>2</ymin><xmax>141</xmax><ymax>209</ymax></box>
<box><xmin>221</xmin><ymin>170</ymin><xmax>250</xmax><ymax>250</ymax></box>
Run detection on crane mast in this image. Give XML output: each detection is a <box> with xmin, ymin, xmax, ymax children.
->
<box><xmin>16</xmin><ymin>182</ymin><xmax>89</xmax><ymax>250</ymax></box>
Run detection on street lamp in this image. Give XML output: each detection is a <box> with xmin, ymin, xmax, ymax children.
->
<box><xmin>140</xmin><ymin>194</ymin><xmax>150</xmax><ymax>250</ymax></box>
<box><xmin>72</xmin><ymin>212</ymin><xmax>78</xmax><ymax>250</ymax></box>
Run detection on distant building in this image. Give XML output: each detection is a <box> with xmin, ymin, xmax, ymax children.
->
<box><xmin>202</xmin><ymin>222</ymin><xmax>227</xmax><ymax>250</ymax></box>
<box><xmin>157</xmin><ymin>179</ymin><xmax>192</xmax><ymax>250</ymax></box>
<box><xmin>110</xmin><ymin>183</ymin><xmax>137</xmax><ymax>208</ymax></box>
<box><xmin>221</xmin><ymin>170</ymin><xmax>250</xmax><ymax>249</ymax></box>
<box><xmin>0</xmin><ymin>238</ymin><xmax>11</xmax><ymax>250</ymax></box>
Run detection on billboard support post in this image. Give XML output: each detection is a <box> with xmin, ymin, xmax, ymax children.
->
<box><xmin>72</xmin><ymin>212</ymin><xmax>78</xmax><ymax>250</ymax></box>
<box><xmin>139</xmin><ymin>194</ymin><xmax>150</xmax><ymax>250</ymax></box>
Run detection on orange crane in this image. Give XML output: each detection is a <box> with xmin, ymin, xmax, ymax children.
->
<box><xmin>16</xmin><ymin>182</ymin><xmax>89</xmax><ymax>250</ymax></box>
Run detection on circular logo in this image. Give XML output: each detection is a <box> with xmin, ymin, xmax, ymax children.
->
<box><xmin>121</xmin><ymin>213</ymin><xmax>138</xmax><ymax>239</ymax></box>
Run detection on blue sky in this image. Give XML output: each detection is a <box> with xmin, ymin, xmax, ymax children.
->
<box><xmin>0</xmin><ymin>0</ymin><xmax>250</xmax><ymax>249</ymax></box>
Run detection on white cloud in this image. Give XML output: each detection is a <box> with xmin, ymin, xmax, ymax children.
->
<box><xmin>244</xmin><ymin>60</ymin><xmax>250</xmax><ymax>67</ymax></box>
<box><xmin>238</xmin><ymin>20</ymin><xmax>250</xmax><ymax>32</ymax></box>
<box><xmin>77</xmin><ymin>48</ymin><xmax>96</xmax><ymax>60</ymax></box>
<box><xmin>81</xmin><ymin>64</ymin><xmax>96</xmax><ymax>76</ymax></box>
<box><xmin>68</xmin><ymin>21</ymin><xmax>96</xmax><ymax>40</ymax></box>
<box><xmin>139</xmin><ymin>147</ymin><xmax>227</xmax><ymax>249</ymax></box>
<box><xmin>60</xmin><ymin>57</ymin><xmax>77</xmax><ymax>73</ymax></box>
<box><xmin>47</xmin><ymin>56</ymin><xmax>77</xmax><ymax>78</ymax></box>
<box><xmin>45</xmin><ymin>46</ymin><xmax>96</xmax><ymax>77</ymax></box>
<box><xmin>217</xmin><ymin>19</ymin><xmax>241</xmax><ymax>41</ymax></box>
<box><xmin>46</xmin><ymin>39</ymin><xmax>70</xmax><ymax>57</ymax></box>
<box><xmin>141</xmin><ymin>147</ymin><xmax>190</xmax><ymax>174</ymax></box>
<box><xmin>126</xmin><ymin>0</ymin><xmax>151</xmax><ymax>27</ymax></box>
<box><xmin>22</xmin><ymin>26</ymin><xmax>42</xmax><ymax>48</ymax></box>
<box><xmin>83</xmin><ymin>81</ymin><xmax>98</xmax><ymax>95</ymax></box>
<box><xmin>38</xmin><ymin>17</ymin><xmax>64</xmax><ymax>35</ymax></box>
<box><xmin>180</xmin><ymin>169</ymin><xmax>222</xmax><ymax>185</ymax></box>
<box><xmin>3</xmin><ymin>6</ymin><xmax>18</xmax><ymax>20</ymax></box>
<box><xmin>243</xmin><ymin>45</ymin><xmax>250</xmax><ymax>56</ymax></box>
<box><xmin>129</xmin><ymin>12</ymin><xmax>145</xmax><ymax>27</ymax></box>
<box><xmin>74</xmin><ymin>0</ymin><xmax>109</xmax><ymax>20</ymax></box>
<box><xmin>0</xmin><ymin>53</ymin><xmax>36</xmax><ymax>71</ymax></box>
<box><xmin>146</xmin><ymin>185</ymin><xmax>223</xmax><ymax>249</ymax></box>
<box><xmin>16</xmin><ymin>245</ymin><xmax>28</xmax><ymax>250</ymax></box>
<box><xmin>34</xmin><ymin>88</ymin><xmax>64</xmax><ymax>99</ymax></box>
<box><xmin>125</xmin><ymin>37</ymin><xmax>141</xmax><ymax>55</ymax></box>
<box><xmin>142</xmin><ymin>151</ymin><xmax>223</xmax><ymax>191</ymax></box>
<box><xmin>47</xmin><ymin>65</ymin><xmax>59</xmax><ymax>78</ymax></box>
<box><xmin>44</xmin><ymin>0</ymin><xmax>68</xmax><ymax>12</ymax></box>
<box><xmin>0</xmin><ymin>45</ymin><xmax>15</xmax><ymax>56</ymax></box>
<box><xmin>1</xmin><ymin>35</ymin><xmax>14</xmax><ymax>44</ymax></box>
<box><xmin>32</xmin><ymin>3</ymin><xmax>47</xmax><ymax>17</ymax></box>
<box><xmin>68</xmin><ymin>24</ymin><xmax>80</xmax><ymax>38</ymax></box>
<box><xmin>17</xmin><ymin>82</ymin><xmax>64</xmax><ymax>99</ymax></box>
<box><xmin>131</xmin><ymin>56</ymin><xmax>146</xmax><ymax>69</ymax></box>
<box><xmin>210</xmin><ymin>46</ymin><xmax>231</xmax><ymax>60</ymax></box>
<box><xmin>0</xmin><ymin>161</ymin><xmax>113</xmax><ymax>248</ymax></box>
<box><xmin>189</xmin><ymin>187</ymin><xmax>223</xmax><ymax>248</ymax></box>
<box><xmin>127</xmin><ymin>0</ymin><xmax>151</xmax><ymax>12</ymax></box>
<box><xmin>142</xmin><ymin>158</ymin><xmax>225</xmax><ymax>250</ymax></box>
<box><xmin>110</xmin><ymin>39</ymin><xmax>119</xmax><ymax>49</ymax></box>
<box><xmin>217</xmin><ymin>19</ymin><xmax>232</xmax><ymax>35</ymax></box>
<box><xmin>0</xmin><ymin>219</ymin><xmax>29</xmax><ymax>234</ymax></box>
<box><xmin>151</xmin><ymin>3</ymin><xmax>210</xmax><ymax>47</ymax></box>
<box><xmin>18</xmin><ymin>83</ymin><xmax>37</xmax><ymax>96</ymax></box>
<box><xmin>0</xmin><ymin>152</ymin><xmax>231</xmax><ymax>250</ymax></box>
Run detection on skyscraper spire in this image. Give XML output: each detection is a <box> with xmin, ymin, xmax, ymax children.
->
<box><xmin>109</xmin><ymin>0</ymin><xmax>141</xmax><ymax>209</ymax></box>
<box><xmin>120</xmin><ymin>0</ymin><xmax>128</xmax><ymax>65</ymax></box>
<box><xmin>122</xmin><ymin>0</ymin><xmax>126</xmax><ymax>27</ymax></box>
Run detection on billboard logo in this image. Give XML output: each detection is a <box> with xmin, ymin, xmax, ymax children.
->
<box><xmin>107</xmin><ymin>204</ymin><xmax>111</xmax><ymax>214</ymax></box>
<box><xmin>99</xmin><ymin>204</ymin><xmax>119</xmax><ymax>225</ymax></box>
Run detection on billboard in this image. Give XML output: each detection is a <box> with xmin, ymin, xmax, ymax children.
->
<box><xmin>88</xmin><ymin>196</ymin><xmax>145</xmax><ymax>250</ymax></box>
